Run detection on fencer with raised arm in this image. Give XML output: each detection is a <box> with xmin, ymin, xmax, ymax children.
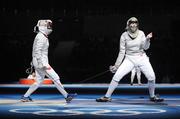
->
<box><xmin>97</xmin><ymin>17</ymin><xmax>164</xmax><ymax>102</ymax></box>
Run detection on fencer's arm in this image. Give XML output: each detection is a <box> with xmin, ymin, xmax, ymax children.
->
<box><xmin>143</xmin><ymin>32</ymin><xmax>152</xmax><ymax>50</ymax></box>
<box><xmin>114</xmin><ymin>35</ymin><xmax>126</xmax><ymax>67</ymax></box>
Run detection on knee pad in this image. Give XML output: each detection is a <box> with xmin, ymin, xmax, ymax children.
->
<box><xmin>53</xmin><ymin>78</ymin><xmax>61</xmax><ymax>84</ymax></box>
<box><xmin>112</xmin><ymin>76</ymin><xmax>121</xmax><ymax>82</ymax></box>
<box><xmin>112</xmin><ymin>72</ymin><xmax>124</xmax><ymax>82</ymax></box>
<box><xmin>147</xmin><ymin>74</ymin><xmax>156</xmax><ymax>82</ymax></box>
<box><xmin>112</xmin><ymin>79</ymin><xmax>119</xmax><ymax>83</ymax></box>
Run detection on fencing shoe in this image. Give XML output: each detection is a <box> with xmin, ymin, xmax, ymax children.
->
<box><xmin>65</xmin><ymin>93</ymin><xmax>77</xmax><ymax>103</ymax></box>
<box><xmin>150</xmin><ymin>95</ymin><xmax>164</xmax><ymax>102</ymax></box>
<box><xmin>96</xmin><ymin>96</ymin><xmax>112</xmax><ymax>102</ymax></box>
<box><xmin>21</xmin><ymin>96</ymin><xmax>33</xmax><ymax>102</ymax></box>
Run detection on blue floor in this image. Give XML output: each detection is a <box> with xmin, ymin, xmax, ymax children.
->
<box><xmin>0</xmin><ymin>94</ymin><xmax>180</xmax><ymax>119</ymax></box>
<box><xmin>0</xmin><ymin>84</ymin><xmax>180</xmax><ymax>119</ymax></box>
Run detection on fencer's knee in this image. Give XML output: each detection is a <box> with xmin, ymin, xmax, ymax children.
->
<box><xmin>147</xmin><ymin>74</ymin><xmax>156</xmax><ymax>82</ymax></box>
<box><xmin>112</xmin><ymin>79</ymin><xmax>119</xmax><ymax>83</ymax></box>
<box><xmin>148</xmin><ymin>77</ymin><xmax>155</xmax><ymax>84</ymax></box>
<box><xmin>54</xmin><ymin>78</ymin><xmax>59</xmax><ymax>82</ymax></box>
<box><xmin>148</xmin><ymin>79</ymin><xmax>155</xmax><ymax>83</ymax></box>
<box><xmin>53</xmin><ymin>77</ymin><xmax>61</xmax><ymax>83</ymax></box>
<box><xmin>51</xmin><ymin>74</ymin><xmax>60</xmax><ymax>81</ymax></box>
<box><xmin>112</xmin><ymin>76</ymin><xmax>121</xmax><ymax>82</ymax></box>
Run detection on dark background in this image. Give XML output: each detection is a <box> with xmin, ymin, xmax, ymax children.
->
<box><xmin>0</xmin><ymin>0</ymin><xmax>180</xmax><ymax>84</ymax></box>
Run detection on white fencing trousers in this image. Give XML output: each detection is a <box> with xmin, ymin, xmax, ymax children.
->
<box><xmin>113</xmin><ymin>53</ymin><xmax>155</xmax><ymax>82</ymax></box>
<box><xmin>105</xmin><ymin>53</ymin><xmax>156</xmax><ymax>98</ymax></box>
<box><xmin>24</xmin><ymin>66</ymin><xmax>68</xmax><ymax>98</ymax></box>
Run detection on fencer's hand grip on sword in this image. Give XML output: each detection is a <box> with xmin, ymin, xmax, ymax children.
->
<box><xmin>109</xmin><ymin>65</ymin><xmax>118</xmax><ymax>73</ymax></box>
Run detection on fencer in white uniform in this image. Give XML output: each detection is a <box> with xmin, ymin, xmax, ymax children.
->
<box><xmin>130</xmin><ymin>66</ymin><xmax>142</xmax><ymax>85</ymax></box>
<box><xmin>96</xmin><ymin>17</ymin><xmax>164</xmax><ymax>102</ymax></box>
<box><xmin>21</xmin><ymin>20</ymin><xmax>76</xmax><ymax>103</ymax></box>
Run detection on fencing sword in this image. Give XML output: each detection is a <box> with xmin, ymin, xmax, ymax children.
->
<box><xmin>79</xmin><ymin>69</ymin><xmax>110</xmax><ymax>83</ymax></box>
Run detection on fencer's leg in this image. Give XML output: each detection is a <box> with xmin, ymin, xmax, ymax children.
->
<box><xmin>23</xmin><ymin>69</ymin><xmax>45</xmax><ymax>98</ymax></box>
<box><xmin>148</xmin><ymin>80</ymin><xmax>155</xmax><ymax>98</ymax></box>
<box><xmin>137</xmin><ymin>70</ymin><xmax>142</xmax><ymax>85</ymax></box>
<box><xmin>148</xmin><ymin>78</ymin><xmax>164</xmax><ymax>102</ymax></box>
<box><xmin>105</xmin><ymin>80</ymin><xmax>119</xmax><ymax>98</ymax></box>
<box><xmin>131</xmin><ymin>68</ymin><xmax>135</xmax><ymax>85</ymax></box>
<box><xmin>139</xmin><ymin>60</ymin><xmax>156</xmax><ymax>97</ymax></box>
<box><xmin>96</xmin><ymin>59</ymin><xmax>134</xmax><ymax>102</ymax></box>
<box><xmin>139</xmin><ymin>56</ymin><xmax>164</xmax><ymax>102</ymax></box>
<box><xmin>106</xmin><ymin>59</ymin><xmax>134</xmax><ymax>97</ymax></box>
<box><xmin>45</xmin><ymin>67</ymin><xmax>68</xmax><ymax>98</ymax></box>
<box><xmin>148</xmin><ymin>79</ymin><xmax>164</xmax><ymax>102</ymax></box>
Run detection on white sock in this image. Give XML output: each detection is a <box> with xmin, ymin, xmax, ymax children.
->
<box><xmin>24</xmin><ymin>83</ymin><xmax>39</xmax><ymax>97</ymax></box>
<box><xmin>53</xmin><ymin>79</ymin><xmax>68</xmax><ymax>98</ymax></box>
<box><xmin>148</xmin><ymin>80</ymin><xmax>155</xmax><ymax>98</ymax></box>
<box><xmin>105</xmin><ymin>80</ymin><xmax>118</xmax><ymax>98</ymax></box>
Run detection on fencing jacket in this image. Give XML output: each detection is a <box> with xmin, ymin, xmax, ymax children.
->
<box><xmin>32</xmin><ymin>32</ymin><xmax>49</xmax><ymax>69</ymax></box>
<box><xmin>115</xmin><ymin>30</ymin><xmax>150</xmax><ymax>67</ymax></box>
